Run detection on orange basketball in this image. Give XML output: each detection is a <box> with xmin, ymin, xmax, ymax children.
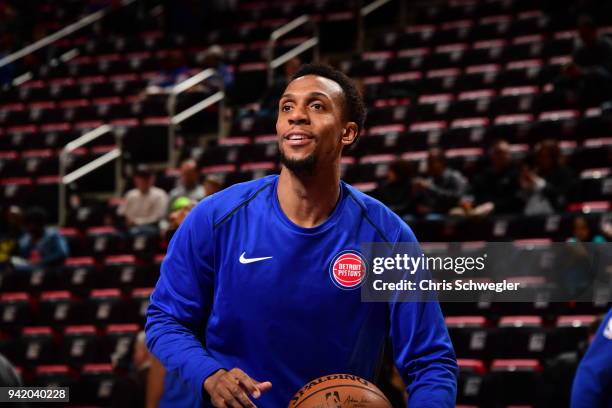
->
<box><xmin>288</xmin><ymin>373</ymin><xmax>393</xmax><ymax>408</ymax></box>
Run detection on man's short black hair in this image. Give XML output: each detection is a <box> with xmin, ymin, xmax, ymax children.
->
<box><xmin>290</xmin><ymin>63</ymin><xmax>367</xmax><ymax>138</ymax></box>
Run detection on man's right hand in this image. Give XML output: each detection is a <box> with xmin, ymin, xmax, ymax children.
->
<box><xmin>204</xmin><ymin>368</ymin><xmax>272</xmax><ymax>408</ymax></box>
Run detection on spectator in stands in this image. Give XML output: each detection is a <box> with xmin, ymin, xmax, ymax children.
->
<box><xmin>519</xmin><ymin>139</ymin><xmax>574</xmax><ymax>215</ymax></box>
<box><xmin>0</xmin><ymin>206</ymin><xmax>24</xmax><ymax>267</ymax></box>
<box><xmin>168</xmin><ymin>159</ymin><xmax>204</xmax><ymax>210</ymax></box>
<box><xmin>201</xmin><ymin>44</ymin><xmax>234</xmax><ymax>92</ymax></box>
<box><xmin>372</xmin><ymin>159</ymin><xmax>414</xmax><ymax>214</ymax></box>
<box><xmin>555</xmin><ymin>15</ymin><xmax>612</xmax><ymax>106</ymax></box>
<box><xmin>111</xmin><ymin>331</ymin><xmax>151</xmax><ymax>408</ymax></box>
<box><xmin>463</xmin><ymin>140</ymin><xmax>523</xmax><ymax>216</ymax></box>
<box><xmin>411</xmin><ymin>148</ymin><xmax>468</xmax><ymax>217</ymax></box>
<box><xmin>161</xmin><ymin>176</ymin><xmax>223</xmax><ymax>242</ymax></box>
<box><xmin>568</xmin><ymin>216</ymin><xmax>607</xmax><ymax>243</ymax></box>
<box><xmin>118</xmin><ymin>165</ymin><xmax>169</xmax><ymax>235</ymax></box>
<box><xmin>17</xmin><ymin>207</ymin><xmax>69</xmax><ymax>268</ymax></box>
<box><xmin>161</xmin><ymin>196</ymin><xmax>195</xmax><ymax>242</ymax></box>
<box><xmin>147</xmin><ymin>50</ymin><xmax>190</xmax><ymax>91</ymax></box>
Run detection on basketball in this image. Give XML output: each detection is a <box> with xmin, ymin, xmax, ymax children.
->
<box><xmin>288</xmin><ymin>374</ymin><xmax>393</xmax><ymax>408</ymax></box>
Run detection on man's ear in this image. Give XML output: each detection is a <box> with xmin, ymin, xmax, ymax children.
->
<box><xmin>341</xmin><ymin>122</ymin><xmax>359</xmax><ymax>146</ymax></box>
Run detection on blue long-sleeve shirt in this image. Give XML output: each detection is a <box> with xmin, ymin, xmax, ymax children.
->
<box><xmin>571</xmin><ymin>308</ymin><xmax>612</xmax><ymax>408</ymax></box>
<box><xmin>145</xmin><ymin>175</ymin><xmax>457</xmax><ymax>407</ymax></box>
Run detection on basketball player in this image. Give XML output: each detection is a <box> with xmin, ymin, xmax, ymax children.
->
<box><xmin>145</xmin><ymin>64</ymin><xmax>458</xmax><ymax>407</ymax></box>
<box><xmin>571</xmin><ymin>307</ymin><xmax>612</xmax><ymax>407</ymax></box>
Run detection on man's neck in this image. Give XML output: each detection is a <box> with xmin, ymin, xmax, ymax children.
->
<box><xmin>277</xmin><ymin>165</ymin><xmax>341</xmax><ymax>228</ymax></box>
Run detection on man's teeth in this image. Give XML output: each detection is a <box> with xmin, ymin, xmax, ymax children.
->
<box><xmin>288</xmin><ymin>135</ymin><xmax>306</xmax><ymax>140</ymax></box>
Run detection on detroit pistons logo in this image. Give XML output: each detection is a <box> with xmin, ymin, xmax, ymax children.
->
<box><xmin>329</xmin><ymin>251</ymin><xmax>367</xmax><ymax>290</ymax></box>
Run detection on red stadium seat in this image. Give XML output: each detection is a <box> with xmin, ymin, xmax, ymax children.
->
<box><xmin>33</xmin><ymin>365</ymin><xmax>77</xmax><ymax>389</ymax></box>
<box><xmin>446</xmin><ymin>316</ymin><xmax>491</xmax><ymax>359</ymax></box>
<box><xmin>0</xmin><ymin>292</ymin><xmax>32</xmax><ymax>332</ymax></box>
<box><xmin>554</xmin><ymin>315</ymin><xmax>598</xmax><ymax>353</ymax></box>
<box><xmin>104</xmin><ymin>255</ymin><xmax>144</xmax><ymax>288</ymax></box>
<box><xmin>18</xmin><ymin>326</ymin><xmax>57</xmax><ymax>367</ymax></box>
<box><xmin>457</xmin><ymin>359</ymin><xmax>487</xmax><ymax>406</ymax></box>
<box><xmin>86</xmin><ymin>289</ymin><xmax>127</xmax><ymax>324</ymax></box>
<box><xmin>488</xmin><ymin>359</ymin><xmax>543</xmax><ymax>406</ymax></box>
<box><xmin>103</xmin><ymin>324</ymin><xmax>140</xmax><ymax>369</ymax></box>
<box><xmin>39</xmin><ymin>291</ymin><xmax>82</xmax><ymax>325</ymax></box>
<box><xmin>85</xmin><ymin>226</ymin><xmax>123</xmax><ymax>258</ymax></box>
<box><xmin>63</xmin><ymin>325</ymin><xmax>103</xmax><ymax>367</ymax></box>
<box><xmin>497</xmin><ymin>316</ymin><xmax>548</xmax><ymax>357</ymax></box>
<box><xmin>129</xmin><ymin>288</ymin><xmax>154</xmax><ymax>322</ymax></box>
<box><xmin>79</xmin><ymin>363</ymin><xmax>115</xmax><ymax>405</ymax></box>
<box><xmin>62</xmin><ymin>257</ymin><xmax>98</xmax><ymax>295</ymax></box>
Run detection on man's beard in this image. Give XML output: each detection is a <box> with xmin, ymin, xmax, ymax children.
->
<box><xmin>279</xmin><ymin>149</ymin><xmax>317</xmax><ymax>177</ymax></box>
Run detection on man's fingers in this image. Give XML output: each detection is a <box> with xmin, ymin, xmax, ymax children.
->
<box><xmin>234</xmin><ymin>389</ymin><xmax>257</xmax><ymax>408</ymax></box>
<box><xmin>255</xmin><ymin>381</ymin><xmax>273</xmax><ymax>394</ymax></box>
<box><xmin>221</xmin><ymin>375</ymin><xmax>256</xmax><ymax>408</ymax></box>
<box><xmin>211</xmin><ymin>396</ymin><xmax>228</xmax><ymax>408</ymax></box>
<box><xmin>218</xmin><ymin>386</ymin><xmax>243</xmax><ymax>408</ymax></box>
<box><xmin>232</xmin><ymin>369</ymin><xmax>261</xmax><ymax>399</ymax></box>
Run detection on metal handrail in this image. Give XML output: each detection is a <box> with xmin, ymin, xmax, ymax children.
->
<box><xmin>361</xmin><ymin>0</ymin><xmax>393</xmax><ymax>17</ymax></box>
<box><xmin>171</xmin><ymin>91</ymin><xmax>225</xmax><ymax>125</ymax></box>
<box><xmin>0</xmin><ymin>0</ymin><xmax>135</xmax><ymax>69</ymax></box>
<box><xmin>267</xmin><ymin>15</ymin><xmax>319</xmax><ymax>84</ymax></box>
<box><xmin>270</xmin><ymin>38</ymin><xmax>319</xmax><ymax>71</ymax></box>
<box><xmin>167</xmin><ymin>69</ymin><xmax>225</xmax><ymax>166</ymax></box>
<box><xmin>59</xmin><ymin>125</ymin><xmax>122</xmax><ymax>226</ymax></box>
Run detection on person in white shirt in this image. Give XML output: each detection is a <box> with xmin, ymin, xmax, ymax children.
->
<box><xmin>118</xmin><ymin>165</ymin><xmax>169</xmax><ymax>234</ymax></box>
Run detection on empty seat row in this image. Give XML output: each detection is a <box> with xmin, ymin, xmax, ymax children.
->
<box><xmin>0</xmin><ymin>289</ymin><xmax>153</xmax><ymax>330</ymax></box>
<box><xmin>447</xmin><ymin>315</ymin><xmax>598</xmax><ymax>359</ymax></box>
<box><xmin>409</xmin><ymin>211</ymin><xmax>612</xmax><ymax>242</ymax></box>
<box><xmin>1</xmin><ymin>253</ymin><xmax>161</xmax><ymax>293</ymax></box>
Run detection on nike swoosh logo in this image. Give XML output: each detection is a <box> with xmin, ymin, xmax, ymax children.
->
<box><xmin>239</xmin><ymin>252</ymin><xmax>273</xmax><ymax>264</ymax></box>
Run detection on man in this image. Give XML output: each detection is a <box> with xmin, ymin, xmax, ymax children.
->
<box><xmin>571</xmin><ymin>308</ymin><xmax>612</xmax><ymax>407</ymax></box>
<box><xmin>18</xmin><ymin>207</ymin><xmax>69</xmax><ymax>268</ymax></box>
<box><xmin>146</xmin><ymin>64</ymin><xmax>457</xmax><ymax>407</ymax></box>
<box><xmin>118</xmin><ymin>165</ymin><xmax>169</xmax><ymax>234</ymax></box>
<box><xmin>468</xmin><ymin>140</ymin><xmax>522</xmax><ymax>215</ymax></box>
<box><xmin>411</xmin><ymin>147</ymin><xmax>468</xmax><ymax>217</ymax></box>
<box><xmin>372</xmin><ymin>159</ymin><xmax>413</xmax><ymax>214</ymax></box>
<box><xmin>554</xmin><ymin>15</ymin><xmax>612</xmax><ymax>106</ymax></box>
<box><xmin>168</xmin><ymin>159</ymin><xmax>205</xmax><ymax>210</ymax></box>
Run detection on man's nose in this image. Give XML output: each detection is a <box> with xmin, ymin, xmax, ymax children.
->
<box><xmin>288</xmin><ymin>105</ymin><xmax>309</xmax><ymax>125</ymax></box>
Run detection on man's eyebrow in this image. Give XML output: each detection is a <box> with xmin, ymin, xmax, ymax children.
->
<box><xmin>280</xmin><ymin>91</ymin><xmax>331</xmax><ymax>100</ymax></box>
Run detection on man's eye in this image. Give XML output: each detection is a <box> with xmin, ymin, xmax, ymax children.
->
<box><xmin>311</xmin><ymin>103</ymin><xmax>323</xmax><ymax>110</ymax></box>
<box><xmin>281</xmin><ymin>105</ymin><xmax>292</xmax><ymax>112</ymax></box>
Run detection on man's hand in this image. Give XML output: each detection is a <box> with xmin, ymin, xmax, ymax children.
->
<box><xmin>204</xmin><ymin>368</ymin><xmax>272</xmax><ymax>408</ymax></box>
